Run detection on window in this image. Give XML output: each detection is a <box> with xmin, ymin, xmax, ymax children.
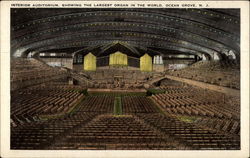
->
<box><xmin>154</xmin><ymin>55</ymin><xmax>163</xmax><ymax>64</ymax></box>
<box><xmin>40</xmin><ymin>53</ymin><xmax>45</xmax><ymax>56</ymax></box>
<box><xmin>228</xmin><ymin>50</ymin><xmax>236</xmax><ymax>60</ymax></box>
<box><xmin>77</xmin><ymin>54</ymin><xmax>83</xmax><ymax>63</ymax></box>
<box><xmin>73</xmin><ymin>55</ymin><xmax>77</xmax><ymax>63</ymax></box>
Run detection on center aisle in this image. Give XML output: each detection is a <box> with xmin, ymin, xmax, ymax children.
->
<box><xmin>114</xmin><ymin>97</ymin><xmax>122</xmax><ymax>115</ymax></box>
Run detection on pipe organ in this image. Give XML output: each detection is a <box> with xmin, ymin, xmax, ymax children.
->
<box><xmin>83</xmin><ymin>53</ymin><xmax>96</xmax><ymax>71</ymax></box>
<box><xmin>109</xmin><ymin>51</ymin><xmax>128</xmax><ymax>66</ymax></box>
<box><xmin>140</xmin><ymin>54</ymin><xmax>152</xmax><ymax>72</ymax></box>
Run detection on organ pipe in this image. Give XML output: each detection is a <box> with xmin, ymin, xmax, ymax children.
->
<box><xmin>109</xmin><ymin>51</ymin><xmax>128</xmax><ymax>66</ymax></box>
<box><xmin>140</xmin><ymin>53</ymin><xmax>152</xmax><ymax>71</ymax></box>
<box><xmin>83</xmin><ymin>52</ymin><xmax>96</xmax><ymax>71</ymax></box>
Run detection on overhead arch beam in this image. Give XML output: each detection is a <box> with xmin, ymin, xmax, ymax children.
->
<box><xmin>96</xmin><ymin>41</ymin><xmax>141</xmax><ymax>56</ymax></box>
<box><xmin>14</xmin><ymin>38</ymin><xmax>218</xmax><ymax>58</ymax></box>
<box><xmin>18</xmin><ymin>39</ymin><xmax>214</xmax><ymax>59</ymax></box>
<box><xmin>12</xmin><ymin>9</ymin><xmax>239</xmax><ymax>37</ymax></box>
<box><xmin>12</xmin><ymin>30</ymin><xmax>222</xmax><ymax>58</ymax></box>
<box><xmin>12</xmin><ymin>21</ymin><xmax>239</xmax><ymax>53</ymax></box>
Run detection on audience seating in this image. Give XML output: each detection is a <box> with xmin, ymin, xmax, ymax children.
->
<box><xmin>136</xmin><ymin>113</ymin><xmax>240</xmax><ymax>150</ymax></box>
<box><xmin>11</xmin><ymin>112</ymin><xmax>98</xmax><ymax>149</ymax></box>
<box><xmin>11</xmin><ymin>83</ymin><xmax>240</xmax><ymax>150</ymax></box>
<box><xmin>77</xmin><ymin>96</ymin><xmax>114</xmax><ymax>113</ymax></box>
<box><xmin>10</xmin><ymin>60</ymin><xmax>240</xmax><ymax>150</ymax></box>
<box><xmin>49</xmin><ymin>115</ymin><xmax>177</xmax><ymax>150</ymax></box>
<box><xmin>11</xmin><ymin>84</ymin><xmax>85</xmax><ymax>125</ymax></box>
<box><xmin>122</xmin><ymin>96</ymin><xmax>158</xmax><ymax>114</ymax></box>
<box><xmin>167</xmin><ymin>61</ymin><xmax>240</xmax><ymax>89</ymax></box>
<box><xmin>194</xmin><ymin>118</ymin><xmax>240</xmax><ymax>135</ymax></box>
<box><xmin>150</xmin><ymin>85</ymin><xmax>240</xmax><ymax>120</ymax></box>
<box><xmin>11</xmin><ymin>58</ymin><xmax>67</xmax><ymax>91</ymax></box>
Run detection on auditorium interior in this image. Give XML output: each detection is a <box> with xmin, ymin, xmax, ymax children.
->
<box><xmin>10</xmin><ymin>8</ymin><xmax>240</xmax><ymax>150</ymax></box>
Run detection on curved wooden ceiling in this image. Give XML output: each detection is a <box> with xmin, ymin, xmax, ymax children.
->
<box><xmin>11</xmin><ymin>8</ymin><xmax>240</xmax><ymax>59</ymax></box>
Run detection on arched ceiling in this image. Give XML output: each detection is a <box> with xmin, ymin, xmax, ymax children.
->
<box><xmin>11</xmin><ymin>8</ymin><xmax>240</xmax><ymax>59</ymax></box>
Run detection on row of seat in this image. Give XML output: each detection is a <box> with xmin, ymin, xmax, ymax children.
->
<box><xmin>194</xmin><ymin>117</ymin><xmax>240</xmax><ymax>135</ymax></box>
<box><xmin>12</xmin><ymin>112</ymin><xmax>240</xmax><ymax>150</ymax></box>
<box><xmin>136</xmin><ymin>113</ymin><xmax>240</xmax><ymax>150</ymax></box>
<box><xmin>167</xmin><ymin>61</ymin><xmax>240</xmax><ymax>89</ymax></box>
<box><xmin>49</xmin><ymin>115</ymin><xmax>177</xmax><ymax>150</ymax></box>
<box><xmin>11</xmin><ymin>84</ymin><xmax>85</xmax><ymax>126</ymax></box>
<box><xmin>150</xmin><ymin>84</ymin><xmax>239</xmax><ymax>120</ymax></box>
<box><xmin>151</xmin><ymin>94</ymin><xmax>220</xmax><ymax>107</ymax></box>
<box><xmin>11</xmin><ymin>112</ymin><xmax>98</xmax><ymax>149</ymax></box>
<box><xmin>72</xmin><ymin>71</ymin><xmax>146</xmax><ymax>89</ymax></box>
<box><xmin>151</xmin><ymin>97</ymin><xmax>238</xmax><ymax>120</ymax></box>
<box><xmin>11</xmin><ymin>58</ymin><xmax>64</xmax><ymax>82</ymax></box>
<box><xmin>122</xmin><ymin>96</ymin><xmax>158</xmax><ymax>114</ymax></box>
<box><xmin>90</xmin><ymin>82</ymin><xmax>144</xmax><ymax>89</ymax></box>
<box><xmin>90</xmin><ymin>92</ymin><xmax>146</xmax><ymax>97</ymax></box>
<box><xmin>77</xmin><ymin>96</ymin><xmax>114</xmax><ymax>113</ymax></box>
<box><xmin>11</xmin><ymin>58</ymin><xmax>45</xmax><ymax>69</ymax></box>
<box><xmin>11</xmin><ymin>58</ymin><xmax>68</xmax><ymax>91</ymax></box>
